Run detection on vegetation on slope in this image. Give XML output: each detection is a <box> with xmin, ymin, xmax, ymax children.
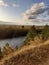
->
<box><xmin>1</xmin><ymin>40</ymin><xmax>49</xmax><ymax>65</ymax></box>
<box><xmin>41</xmin><ymin>25</ymin><xmax>49</xmax><ymax>40</ymax></box>
<box><xmin>0</xmin><ymin>25</ymin><xmax>49</xmax><ymax>63</ymax></box>
<box><xmin>0</xmin><ymin>43</ymin><xmax>19</xmax><ymax>60</ymax></box>
<box><xmin>22</xmin><ymin>25</ymin><xmax>49</xmax><ymax>46</ymax></box>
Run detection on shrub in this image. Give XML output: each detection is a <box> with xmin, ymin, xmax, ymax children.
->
<box><xmin>22</xmin><ymin>25</ymin><xmax>37</xmax><ymax>46</ymax></box>
<box><xmin>41</xmin><ymin>25</ymin><xmax>49</xmax><ymax>41</ymax></box>
<box><xmin>15</xmin><ymin>45</ymin><xmax>18</xmax><ymax>50</ymax></box>
<box><xmin>0</xmin><ymin>47</ymin><xmax>3</xmax><ymax>60</ymax></box>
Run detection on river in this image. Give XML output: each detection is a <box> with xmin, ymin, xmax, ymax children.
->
<box><xmin>0</xmin><ymin>37</ymin><xmax>25</xmax><ymax>49</ymax></box>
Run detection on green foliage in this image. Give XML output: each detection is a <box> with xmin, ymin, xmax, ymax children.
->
<box><xmin>22</xmin><ymin>25</ymin><xmax>37</xmax><ymax>46</ymax></box>
<box><xmin>27</xmin><ymin>25</ymin><xmax>37</xmax><ymax>39</ymax></box>
<box><xmin>22</xmin><ymin>26</ymin><xmax>24</xmax><ymax>28</ymax></box>
<box><xmin>3</xmin><ymin>46</ymin><xmax>7</xmax><ymax>52</ymax></box>
<box><xmin>5</xmin><ymin>43</ymin><xmax>9</xmax><ymax>47</ymax></box>
<box><xmin>15</xmin><ymin>45</ymin><xmax>18</xmax><ymax>50</ymax></box>
<box><xmin>3</xmin><ymin>43</ymin><xmax>9</xmax><ymax>52</ymax></box>
<box><xmin>1</xmin><ymin>25</ymin><xmax>49</xmax><ymax>60</ymax></box>
<box><xmin>0</xmin><ymin>47</ymin><xmax>3</xmax><ymax>60</ymax></box>
<box><xmin>41</xmin><ymin>25</ymin><xmax>49</xmax><ymax>40</ymax></box>
<box><xmin>22</xmin><ymin>25</ymin><xmax>49</xmax><ymax>46</ymax></box>
<box><xmin>3</xmin><ymin>43</ymin><xmax>13</xmax><ymax>55</ymax></box>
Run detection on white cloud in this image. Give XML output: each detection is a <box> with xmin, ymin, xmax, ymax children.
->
<box><xmin>23</xmin><ymin>2</ymin><xmax>49</xmax><ymax>20</ymax></box>
<box><xmin>13</xmin><ymin>3</ymin><xmax>20</xmax><ymax>8</ymax></box>
<box><xmin>0</xmin><ymin>0</ymin><xmax>20</xmax><ymax>8</ymax></box>
<box><xmin>0</xmin><ymin>0</ymin><xmax>8</xmax><ymax>7</ymax></box>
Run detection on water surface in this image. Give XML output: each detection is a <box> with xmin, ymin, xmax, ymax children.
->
<box><xmin>0</xmin><ymin>37</ymin><xmax>25</xmax><ymax>49</ymax></box>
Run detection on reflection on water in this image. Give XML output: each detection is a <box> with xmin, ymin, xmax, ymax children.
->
<box><xmin>0</xmin><ymin>37</ymin><xmax>25</xmax><ymax>49</ymax></box>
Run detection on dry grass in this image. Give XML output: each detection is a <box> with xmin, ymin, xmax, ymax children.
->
<box><xmin>0</xmin><ymin>40</ymin><xmax>49</xmax><ymax>65</ymax></box>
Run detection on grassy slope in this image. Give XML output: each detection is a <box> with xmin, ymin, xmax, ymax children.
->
<box><xmin>0</xmin><ymin>40</ymin><xmax>49</xmax><ymax>65</ymax></box>
<box><xmin>0</xmin><ymin>25</ymin><xmax>49</xmax><ymax>65</ymax></box>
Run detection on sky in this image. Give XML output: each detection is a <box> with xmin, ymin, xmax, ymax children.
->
<box><xmin>0</xmin><ymin>0</ymin><xmax>49</xmax><ymax>25</ymax></box>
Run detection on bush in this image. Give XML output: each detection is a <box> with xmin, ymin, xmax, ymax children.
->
<box><xmin>22</xmin><ymin>25</ymin><xmax>37</xmax><ymax>46</ymax></box>
<box><xmin>15</xmin><ymin>45</ymin><xmax>18</xmax><ymax>50</ymax></box>
<box><xmin>41</xmin><ymin>25</ymin><xmax>49</xmax><ymax>41</ymax></box>
<box><xmin>28</xmin><ymin>25</ymin><xmax>37</xmax><ymax>39</ymax></box>
<box><xmin>0</xmin><ymin>47</ymin><xmax>3</xmax><ymax>60</ymax></box>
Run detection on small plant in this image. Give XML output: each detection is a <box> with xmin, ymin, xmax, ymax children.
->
<box><xmin>0</xmin><ymin>47</ymin><xmax>3</xmax><ymax>60</ymax></box>
<box><xmin>22</xmin><ymin>26</ymin><xmax>24</xmax><ymax>28</ymax></box>
<box><xmin>15</xmin><ymin>45</ymin><xmax>18</xmax><ymax>50</ymax></box>
<box><xmin>41</xmin><ymin>25</ymin><xmax>49</xmax><ymax>41</ymax></box>
<box><xmin>22</xmin><ymin>25</ymin><xmax>37</xmax><ymax>46</ymax></box>
<box><xmin>5</xmin><ymin>43</ymin><xmax>9</xmax><ymax>47</ymax></box>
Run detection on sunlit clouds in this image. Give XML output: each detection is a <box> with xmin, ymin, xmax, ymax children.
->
<box><xmin>0</xmin><ymin>0</ymin><xmax>49</xmax><ymax>25</ymax></box>
<box><xmin>23</xmin><ymin>2</ymin><xmax>49</xmax><ymax>20</ymax></box>
<box><xmin>12</xmin><ymin>3</ymin><xmax>20</xmax><ymax>8</ymax></box>
<box><xmin>0</xmin><ymin>0</ymin><xmax>8</xmax><ymax>7</ymax></box>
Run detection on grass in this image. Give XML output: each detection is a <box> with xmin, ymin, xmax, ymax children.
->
<box><xmin>0</xmin><ymin>25</ymin><xmax>29</xmax><ymax>39</ymax></box>
<box><xmin>0</xmin><ymin>40</ymin><xmax>49</xmax><ymax>65</ymax></box>
<box><xmin>0</xmin><ymin>25</ymin><xmax>49</xmax><ymax>65</ymax></box>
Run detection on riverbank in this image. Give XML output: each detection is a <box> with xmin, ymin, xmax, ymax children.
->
<box><xmin>0</xmin><ymin>37</ymin><xmax>25</xmax><ymax>49</ymax></box>
<box><xmin>0</xmin><ymin>25</ymin><xmax>30</xmax><ymax>39</ymax></box>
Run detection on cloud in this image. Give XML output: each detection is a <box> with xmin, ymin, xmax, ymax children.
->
<box><xmin>12</xmin><ymin>3</ymin><xmax>20</xmax><ymax>8</ymax></box>
<box><xmin>0</xmin><ymin>0</ymin><xmax>20</xmax><ymax>8</ymax></box>
<box><xmin>23</xmin><ymin>2</ymin><xmax>49</xmax><ymax>20</ymax></box>
<box><xmin>47</xmin><ymin>10</ymin><xmax>49</xmax><ymax>15</ymax></box>
<box><xmin>0</xmin><ymin>0</ymin><xmax>8</xmax><ymax>7</ymax></box>
<box><xmin>35</xmin><ymin>18</ymin><xmax>46</xmax><ymax>22</ymax></box>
